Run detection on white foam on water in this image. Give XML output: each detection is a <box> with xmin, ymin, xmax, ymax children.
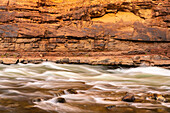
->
<box><xmin>41</xmin><ymin>71</ymin><xmax>58</xmax><ymax>76</ymax></box>
<box><xmin>160</xmin><ymin>86</ymin><xmax>170</xmax><ymax>90</ymax></box>
<box><xmin>92</xmin><ymin>85</ymin><xmax>116</xmax><ymax>91</ymax></box>
<box><xmin>39</xmin><ymin>71</ymin><xmax>81</xmax><ymax>79</ymax></box>
<box><xmin>23</xmin><ymin>81</ymin><xmax>46</xmax><ymax>88</ymax></box>
<box><xmin>45</xmin><ymin>76</ymin><xmax>59</xmax><ymax>81</ymax></box>
<box><xmin>146</xmin><ymin>91</ymin><xmax>164</xmax><ymax>94</ymax></box>
<box><xmin>87</xmin><ymin>73</ymin><xmax>130</xmax><ymax>81</ymax></box>
<box><xmin>0</xmin><ymin>79</ymin><xmax>13</xmax><ymax>83</ymax></box>
<box><xmin>0</xmin><ymin>63</ymin><xmax>169</xmax><ymax>112</ymax></box>
<box><xmin>18</xmin><ymin>68</ymin><xmax>39</xmax><ymax>75</ymax></box>
<box><xmin>112</xmin><ymin>67</ymin><xmax>170</xmax><ymax>76</ymax></box>
<box><xmin>52</xmin><ymin>71</ymin><xmax>82</xmax><ymax>78</ymax></box>
<box><xmin>131</xmin><ymin>103</ymin><xmax>163</xmax><ymax>109</ymax></box>
<box><xmin>0</xmin><ymin>85</ymin><xmax>12</xmax><ymax>88</ymax></box>
<box><xmin>3</xmin><ymin>67</ymin><xmax>39</xmax><ymax>78</ymax></box>
<box><xmin>18</xmin><ymin>62</ymin><xmax>69</xmax><ymax>71</ymax></box>
<box><xmin>15</xmin><ymin>77</ymin><xmax>38</xmax><ymax>82</ymax></box>
<box><xmin>161</xmin><ymin>103</ymin><xmax>170</xmax><ymax>108</ymax></box>
<box><xmin>42</xmin><ymin>62</ymin><xmax>70</xmax><ymax>71</ymax></box>
<box><xmin>86</xmin><ymin>81</ymin><xmax>110</xmax><ymax>85</ymax></box>
<box><xmin>4</xmin><ymin>68</ymin><xmax>25</xmax><ymax>74</ymax></box>
<box><xmin>67</xmin><ymin>78</ymin><xmax>86</xmax><ymax>82</ymax></box>
<box><xmin>79</xmin><ymin>65</ymin><xmax>101</xmax><ymax>74</ymax></box>
<box><xmin>61</xmin><ymin>94</ymin><xmax>96</xmax><ymax>103</ymax></box>
<box><xmin>18</xmin><ymin>63</ymin><xmax>37</xmax><ymax>66</ymax></box>
<box><xmin>34</xmin><ymin>97</ymin><xmax>91</xmax><ymax>113</ymax></box>
<box><xmin>4</xmin><ymin>90</ymin><xmax>21</xmax><ymax>94</ymax></box>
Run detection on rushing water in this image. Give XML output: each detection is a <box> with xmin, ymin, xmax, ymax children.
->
<box><xmin>0</xmin><ymin>62</ymin><xmax>169</xmax><ymax>113</ymax></box>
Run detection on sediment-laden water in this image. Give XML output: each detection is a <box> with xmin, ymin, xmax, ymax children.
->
<box><xmin>0</xmin><ymin>62</ymin><xmax>169</xmax><ymax>113</ymax></box>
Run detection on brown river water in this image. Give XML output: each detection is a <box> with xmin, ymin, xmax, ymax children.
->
<box><xmin>0</xmin><ymin>62</ymin><xmax>169</xmax><ymax>113</ymax></box>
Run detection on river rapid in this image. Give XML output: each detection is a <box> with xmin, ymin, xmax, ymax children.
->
<box><xmin>0</xmin><ymin>62</ymin><xmax>169</xmax><ymax>113</ymax></box>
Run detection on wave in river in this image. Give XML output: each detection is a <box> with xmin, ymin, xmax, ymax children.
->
<box><xmin>0</xmin><ymin>62</ymin><xmax>169</xmax><ymax>113</ymax></box>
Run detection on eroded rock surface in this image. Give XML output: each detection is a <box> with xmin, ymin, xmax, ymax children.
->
<box><xmin>0</xmin><ymin>0</ymin><xmax>169</xmax><ymax>66</ymax></box>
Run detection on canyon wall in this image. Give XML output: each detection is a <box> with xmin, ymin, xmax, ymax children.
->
<box><xmin>0</xmin><ymin>0</ymin><xmax>169</xmax><ymax>67</ymax></box>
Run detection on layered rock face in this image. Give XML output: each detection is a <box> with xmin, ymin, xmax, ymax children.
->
<box><xmin>0</xmin><ymin>0</ymin><xmax>169</xmax><ymax>67</ymax></box>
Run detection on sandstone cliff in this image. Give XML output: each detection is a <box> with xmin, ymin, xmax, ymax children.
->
<box><xmin>0</xmin><ymin>0</ymin><xmax>169</xmax><ymax>67</ymax></box>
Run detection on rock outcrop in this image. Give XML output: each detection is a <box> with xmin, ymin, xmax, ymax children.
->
<box><xmin>0</xmin><ymin>0</ymin><xmax>169</xmax><ymax>67</ymax></box>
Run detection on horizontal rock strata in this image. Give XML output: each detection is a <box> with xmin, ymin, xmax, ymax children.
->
<box><xmin>0</xmin><ymin>0</ymin><xmax>169</xmax><ymax>67</ymax></box>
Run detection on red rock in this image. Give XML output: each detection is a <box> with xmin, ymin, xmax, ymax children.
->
<box><xmin>0</xmin><ymin>0</ymin><xmax>169</xmax><ymax>67</ymax></box>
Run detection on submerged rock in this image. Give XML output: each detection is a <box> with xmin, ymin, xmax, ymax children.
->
<box><xmin>147</xmin><ymin>93</ymin><xmax>168</xmax><ymax>103</ymax></box>
<box><xmin>52</xmin><ymin>89</ymin><xmax>65</xmax><ymax>97</ymax></box>
<box><xmin>66</xmin><ymin>89</ymin><xmax>78</xmax><ymax>94</ymax></box>
<box><xmin>156</xmin><ymin>95</ymin><xmax>167</xmax><ymax>102</ymax></box>
<box><xmin>106</xmin><ymin>106</ymin><xmax>134</xmax><ymax>113</ymax></box>
<box><xmin>32</xmin><ymin>97</ymin><xmax>51</xmax><ymax>103</ymax></box>
<box><xmin>32</xmin><ymin>97</ymin><xmax>44</xmax><ymax>103</ymax></box>
<box><xmin>122</xmin><ymin>93</ymin><xmax>135</xmax><ymax>102</ymax></box>
<box><xmin>55</xmin><ymin>97</ymin><xmax>66</xmax><ymax>103</ymax></box>
<box><xmin>105</xmin><ymin>105</ymin><xmax>116</xmax><ymax>110</ymax></box>
<box><xmin>52</xmin><ymin>88</ymin><xmax>78</xmax><ymax>97</ymax></box>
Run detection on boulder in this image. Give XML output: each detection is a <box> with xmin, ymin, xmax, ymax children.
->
<box><xmin>122</xmin><ymin>93</ymin><xmax>135</xmax><ymax>102</ymax></box>
<box><xmin>1</xmin><ymin>58</ymin><xmax>19</xmax><ymax>64</ymax></box>
<box><xmin>55</xmin><ymin>97</ymin><xmax>66</xmax><ymax>103</ymax></box>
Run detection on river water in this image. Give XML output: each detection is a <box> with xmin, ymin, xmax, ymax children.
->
<box><xmin>0</xmin><ymin>62</ymin><xmax>169</xmax><ymax>113</ymax></box>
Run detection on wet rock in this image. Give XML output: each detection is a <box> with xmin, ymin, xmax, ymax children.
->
<box><xmin>147</xmin><ymin>93</ymin><xmax>168</xmax><ymax>102</ymax></box>
<box><xmin>32</xmin><ymin>97</ymin><xmax>51</xmax><ymax>103</ymax></box>
<box><xmin>32</xmin><ymin>97</ymin><xmax>44</xmax><ymax>103</ymax></box>
<box><xmin>29</xmin><ymin>59</ymin><xmax>43</xmax><ymax>64</ymax></box>
<box><xmin>20</xmin><ymin>60</ymin><xmax>29</xmax><ymax>64</ymax></box>
<box><xmin>156</xmin><ymin>95</ymin><xmax>168</xmax><ymax>102</ymax></box>
<box><xmin>60</xmin><ymin>58</ymin><xmax>69</xmax><ymax>63</ymax></box>
<box><xmin>122</xmin><ymin>93</ymin><xmax>135</xmax><ymax>102</ymax></box>
<box><xmin>52</xmin><ymin>89</ymin><xmax>78</xmax><ymax>96</ymax></box>
<box><xmin>52</xmin><ymin>90</ymin><xmax>65</xmax><ymax>97</ymax></box>
<box><xmin>66</xmin><ymin>89</ymin><xmax>78</xmax><ymax>94</ymax></box>
<box><xmin>105</xmin><ymin>105</ymin><xmax>116</xmax><ymax>110</ymax></box>
<box><xmin>55</xmin><ymin>97</ymin><xmax>66</xmax><ymax>103</ymax></box>
<box><xmin>106</xmin><ymin>106</ymin><xmax>134</xmax><ymax>113</ymax></box>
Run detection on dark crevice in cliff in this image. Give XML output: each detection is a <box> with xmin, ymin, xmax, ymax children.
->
<box><xmin>9</xmin><ymin>8</ymin><xmax>40</xmax><ymax>12</ymax></box>
<box><xmin>113</xmin><ymin>38</ymin><xmax>170</xmax><ymax>43</ymax></box>
<box><xmin>39</xmin><ymin>20</ymin><xmax>60</xmax><ymax>24</ymax></box>
<box><xmin>0</xmin><ymin>20</ymin><xmax>15</xmax><ymax>23</ymax></box>
<box><xmin>16</xmin><ymin>16</ymin><xmax>32</xmax><ymax>19</ymax></box>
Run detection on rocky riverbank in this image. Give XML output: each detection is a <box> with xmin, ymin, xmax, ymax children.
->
<box><xmin>0</xmin><ymin>54</ymin><xmax>170</xmax><ymax>69</ymax></box>
<box><xmin>0</xmin><ymin>0</ymin><xmax>169</xmax><ymax>67</ymax></box>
